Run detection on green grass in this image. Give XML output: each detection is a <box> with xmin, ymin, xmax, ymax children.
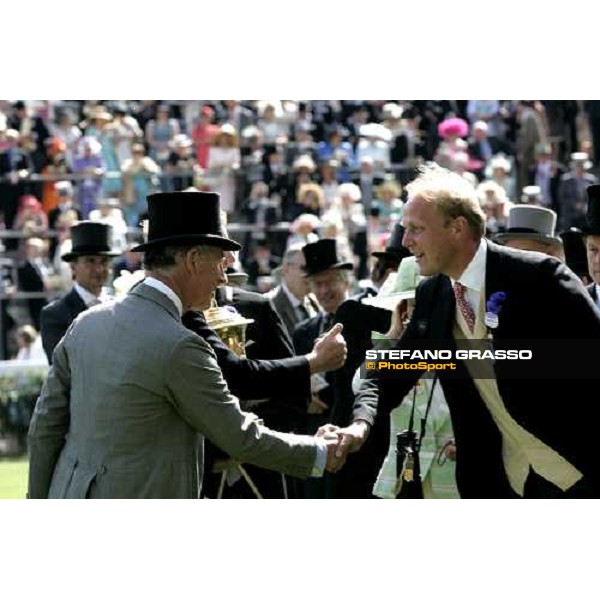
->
<box><xmin>0</xmin><ymin>457</ymin><xmax>29</xmax><ymax>499</ymax></box>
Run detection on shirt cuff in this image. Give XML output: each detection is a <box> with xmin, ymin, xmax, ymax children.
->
<box><xmin>311</xmin><ymin>438</ymin><xmax>327</xmax><ymax>477</ymax></box>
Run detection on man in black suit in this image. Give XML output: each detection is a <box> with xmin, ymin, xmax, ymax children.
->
<box><xmin>182</xmin><ymin>289</ymin><xmax>345</xmax><ymax>499</ymax></box>
<box><xmin>326</xmin><ymin>223</ymin><xmax>411</xmax><ymax>498</ymax></box>
<box><xmin>40</xmin><ymin>222</ymin><xmax>119</xmax><ymax>363</ymax></box>
<box><xmin>17</xmin><ymin>237</ymin><xmax>51</xmax><ymax>330</ymax></box>
<box><xmin>583</xmin><ymin>185</ymin><xmax>600</xmax><ymax>309</ymax></box>
<box><xmin>292</xmin><ymin>239</ymin><xmax>354</xmax><ymax>497</ymax></box>
<box><xmin>328</xmin><ymin>164</ymin><xmax>600</xmax><ymax>498</ymax></box>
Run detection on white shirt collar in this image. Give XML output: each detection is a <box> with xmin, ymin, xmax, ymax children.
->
<box><xmin>144</xmin><ymin>277</ymin><xmax>183</xmax><ymax>317</ymax></box>
<box><xmin>451</xmin><ymin>238</ymin><xmax>487</xmax><ymax>293</ymax></box>
<box><xmin>281</xmin><ymin>281</ymin><xmax>302</xmax><ymax>309</ymax></box>
<box><xmin>73</xmin><ymin>282</ymin><xmax>102</xmax><ymax>307</ymax></box>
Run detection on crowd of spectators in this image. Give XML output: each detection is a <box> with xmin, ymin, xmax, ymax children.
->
<box><xmin>1</xmin><ymin>99</ymin><xmax>600</xmax><ymax>359</ymax></box>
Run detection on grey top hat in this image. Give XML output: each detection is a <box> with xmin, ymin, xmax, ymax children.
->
<box><xmin>495</xmin><ymin>205</ymin><xmax>563</xmax><ymax>247</ymax></box>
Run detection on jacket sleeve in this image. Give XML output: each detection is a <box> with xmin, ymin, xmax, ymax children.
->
<box><xmin>40</xmin><ymin>305</ymin><xmax>70</xmax><ymax>365</ymax></box>
<box><xmin>351</xmin><ymin>285</ymin><xmax>429</xmax><ymax>426</ymax></box>
<box><xmin>165</xmin><ymin>334</ymin><xmax>317</xmax><ymax>479</ymax></box>
<box><xmin>27</xmin><ymin>338</ymin><xmax>72</xmax><ymax>498</ymax></box>
<box><xmin>182</xmin><ymin>311</ymin><xmax>310</xmax><ymax>401</ymax></box>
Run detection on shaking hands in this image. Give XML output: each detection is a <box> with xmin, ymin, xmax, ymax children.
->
<box><xmin>314</xmin><ymin>420</ymin><xmax>371</xmax><ymax>473</ymax></box>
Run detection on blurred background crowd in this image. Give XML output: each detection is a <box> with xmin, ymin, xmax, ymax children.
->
<box><xmin>1</xmin><ymin>99</ymin><xmax>598</xmax><ymax>364</ymax></box>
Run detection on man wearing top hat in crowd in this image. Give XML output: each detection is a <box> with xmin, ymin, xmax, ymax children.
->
<box><xmin>494</xmin><ymin>204</ymin><xmax>564</xmax><ymax>259</ymax></box>
<box><xmin>28</xmin><ymin>191</ymin><xmax>344</xmax><ymax>499</ymax></box>
<box><xmin>326</xmin><ymin>222</ymin><xmax>413</xmax><ymax>497</ymax></box>
<box><xmin>268</xmin><ymin>244</ymin><xmax>320</xmax><ymax>341</ymax></box>
<box><xmin>327</xmin><ymin>164</ymin><xmax>600</xmax><ymax>498</ymax></box>
<box><xmin>292</xmin><ymin>238</ymin><xmax>354</xmax><ymax>497</ymax></box>
<box><xmin>40</xmin><ymin>221</ymin><xmax>119</xmax><ymax>364</ymax></box>
<box><xmin>583</xmin><ymin>185</ymin><xmax>600</xmax><ymax>309</ymax></box>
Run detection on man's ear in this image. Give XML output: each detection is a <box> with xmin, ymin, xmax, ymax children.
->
<box><xmin>452</xmin><ymin>215</ymin><xmax>469</xmax><ymax>235</ymax></box>
<box><xmin>183</xmin><ymin>248</ymin><xmax>197</xmax><ymax>273</ymax></box>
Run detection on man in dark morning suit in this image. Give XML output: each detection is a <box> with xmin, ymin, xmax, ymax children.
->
<box><xmin>268</xmin><ymin>244</ymin><xmax>320</xmax><ymax>341</ymax></box>
<box><xmin>582</xmin><ymin>185</ymin><xmax>600</xmax><ymax>311</ymax></box>
<box><xmin>183</xmin><ymin>251</ymin><xmax>346</xmax><ymax>499</ymax></box>
<box><xmin>292</xmin><ymin>239</ymin><xmax>354</xmax><ymax>497</ymax></box>
<box><xmin>326</xmin><ymin>164</ymin><xmax>600</xmax><ymax>498</ymax></box>
<box><xmin>40</xmin><ymin>222</ymin><xmax>119</xmax><ymax>363</ymax></box>
<box><xmin>326</xmin><ymin>223</ymin><xmax>410</xmax><ymax>498</ymax></box>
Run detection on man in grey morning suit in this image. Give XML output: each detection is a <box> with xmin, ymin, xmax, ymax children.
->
<box><xmin>28</xmin><ymin>191</ymin><xmax>346</xmax><ymax>498</ymax></box>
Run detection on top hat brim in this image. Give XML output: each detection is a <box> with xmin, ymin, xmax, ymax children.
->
<box><xmin>303</xmin><ymin>261</ymin><xmax>354</xmax><ymax>277</ymax></box>
<box><xmin>494</xmin><ymin>231</ymin><xmax>563</xmax><ymax>247</ymax></box>
<box><xmin>131</xmin><ymin>233</ymin><xmax>241</xmax><ymax>253</ymax></box>
<box><xmin>61</xmin><ymin>249</ymin><xmax>121</xmax><ymax>262</ymax></box>
<box><xmin>371</xmin><ymin>249</ymin><xmax>411</xmax><ymax>261</ymax></box>
<box><xmin>581</xmin><ymin>224</ymin><xmax>600</xmax><ymax>236</ymax></box>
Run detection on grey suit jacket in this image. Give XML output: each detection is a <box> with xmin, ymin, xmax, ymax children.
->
<box><xmin>28</xmin><ymin>283</ymin><xmax>318</xmax><ymax>499</ymax></box>
<box><xmin>270</xmin><ymin>286</ymin><xmax>319</xmax><ymax>341</ymax></box>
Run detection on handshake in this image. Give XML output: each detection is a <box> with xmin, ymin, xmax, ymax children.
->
<box><xmin>314</xmin><ymin>420</ymin><xmax>371</xmax><ymax>473</ymax></box>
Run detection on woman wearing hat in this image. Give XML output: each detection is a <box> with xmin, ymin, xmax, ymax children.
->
<box><xmin>191</xmin><ymin>105</ymin><xmax>219</xmax><ymax>169</ymax></box>
<box><xmin>476</xmin><ymin>180</ymin><xmax>512</xmax><ymax>235</ymax></box>
<box><xmin>434</xmin><ymin>117</ymin><xmax>470</xmax><ymax>170</ymax></box>
<box><xmin>72</xmin><ymin>136</ymin><xmax>105</xmax><ymax>219</ymax></box>
<box><xmin>484</xmin><ymin>153</ymin><xmax>516</xmax><ymax>202</ymax></box>
<box><xmin>121</xmin><ymin>143</ymin><xmax>161</xmax><ymax>226</ymax></box>
<box><xmin>13</xmin><ymin>194</ymin><xmax>48</xmax><ymax>238</ymax></box>
<box><xmin>145</xmin><ymin>104</ymin><xmax>181</xmax><ymax>186</ymax></box>
<box><xmin>207</xmin><ymin>124</ymin><xmax>241</xmax><ymax>214</ymax></box>
<box><xmin>40</xmin><ymin>138</ymin><xmax>71</xmax><ymax>214</ymax></box>
<box><xmin>167</xmin><ymin>134</ymin><xmax>201</xmax><ymax>193</ymax></box>
<box><xmin>371</xmin><ymin>178</ymin><xmax>404</xmax><ymax>233</ymax></box>
<box><xmin>84</xmin><ymin>106</ymin><xmax>121</xmax><ymax>197</ymax></box>
<box><xmin>49</xmin><ymin>107</ymin><xmax>81</xmax><ymax>170</ymax></box>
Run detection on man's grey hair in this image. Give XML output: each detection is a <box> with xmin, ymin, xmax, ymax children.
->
<box><xmin>144</xmin><ymin>244</ymin><xmax>218</xmax><ymax>273</ymax></box>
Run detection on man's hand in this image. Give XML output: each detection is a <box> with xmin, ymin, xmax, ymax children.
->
<box><xmin>308</xmin><ymin>393</ymin><xmax>329</xmax><ymax>415</ymax></box>
<box><xmin>386</xmin><ymin>299</ymin><xmax>409</xmax><ymax>340</ymax></box>
<box><xmin>315</xmin><ymin>425</ymin><xmax>345</xmax><ymax>472</ymax></box>
<box><xmin>316</xmin><ymin>421</ymin><xmax>370</xmax><ymax>472</ymax></box>
<box><xmin>307</xmin><ymin>323</ymin><xmax>347</xmax><ymax>374</ymax></box>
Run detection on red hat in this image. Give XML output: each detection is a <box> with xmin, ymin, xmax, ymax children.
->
<box><xmin>20</xmin><ymin>195</ymin><xmax>41</xmax><ymax>210</ymax></box>
<box><xmin>201</xmin><ymin>105</ymin><xmax>214</xmax><ymax>118</ymax></box>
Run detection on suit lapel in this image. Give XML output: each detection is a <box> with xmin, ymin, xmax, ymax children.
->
<box><xmin>65</xmin><ymin>288</ymin><xmax>88</xmax><ymax>321</ymax></box>
<box><xmin>276</xmin><ymin>288</ymin><xmax>298</xmax><ymax>328</ymax></box>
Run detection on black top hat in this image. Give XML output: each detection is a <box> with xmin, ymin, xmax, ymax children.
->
<box><xmin>131</xmin><ymin>191</ymin><xmax>241</xmax><ymax>252</ymax></box>
<box><xmin>583</xmin><ymin>184</ymin><xmax>600</xmax><ymax>236</ymax></box>
<box><xmin>302</xmin><ymin>239</ymin><xmax>353</xmax><ymax>277</ymax></box>
<box><xmin>372</xmin><ymin>222</ymin><xmax>411</xmax><ymax>262</ymax></box>
<box><xmin>62</xmin><ymin>221</ymin><xmax>121</xmax><ymax>262</ymax></box>
<box><xmin>559</xmin><ymin>228</ymin><xmax>590</xmax><ymax>279</ymax></box>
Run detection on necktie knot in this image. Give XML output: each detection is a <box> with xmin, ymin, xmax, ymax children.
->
<box><xmin>453</xmin><ymin>282</ymin><xmax>476</xmax><ymax>333</ymax></box>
